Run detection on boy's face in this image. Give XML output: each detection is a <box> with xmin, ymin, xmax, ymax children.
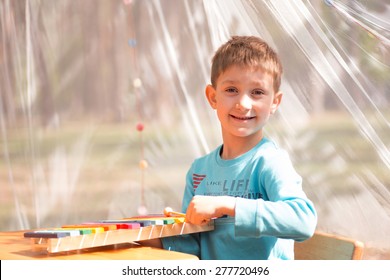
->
<box><xmin>206</xmin><ymin>65</ymin><xmax>282</xmax><ymax>141</ymax></box>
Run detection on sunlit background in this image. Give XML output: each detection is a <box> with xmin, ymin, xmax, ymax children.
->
<box><xmin>1</xmin><ymin>0</ymin><xmax>389</xmax><ymax>259</ymax></box>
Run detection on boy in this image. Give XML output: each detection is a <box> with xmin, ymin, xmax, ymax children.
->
<box><xmin>145</xmin><ymin>36</ymin><xmax>317</xmax><ymax>259</ymax></box>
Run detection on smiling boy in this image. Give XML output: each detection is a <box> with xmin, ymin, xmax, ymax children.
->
<box><xmin>156</xmin><ymin>36</ymin><xmax>317</xmax><ymax>259</ymax></box>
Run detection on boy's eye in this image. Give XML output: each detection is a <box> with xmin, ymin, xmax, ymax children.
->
<box><xmin>225</xmin><ymin>87</ymin><xmax>238</xmax><ymax>94</ymax></box>
<box><xmin>252</xmin><ymin>89</ymin><xmax>265</xmax><ymax>96</ymax></box>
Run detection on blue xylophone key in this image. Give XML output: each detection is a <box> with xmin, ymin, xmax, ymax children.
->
<box><xmin>24</xmin><ymin>232</ymin><xmax>68</xmax><ymax>238</ymax></box>
<box><xmin>24</xmin><ymin>229</ymin><xmax>80</xmax><ymax>238</ymax></box>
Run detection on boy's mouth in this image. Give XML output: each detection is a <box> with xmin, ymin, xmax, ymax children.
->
<box><xmin>230</xmin><ymin>115</ymin><xmax>256</xmax><ymax>121</ymax></box>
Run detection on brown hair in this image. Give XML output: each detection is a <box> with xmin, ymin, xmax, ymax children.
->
<box><xmin>210</xmin><ymin>36</ymin><xmax>283</xmax><ymax>92</ymax></box>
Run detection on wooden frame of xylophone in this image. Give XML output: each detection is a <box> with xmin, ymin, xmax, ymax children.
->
<box><xmin>23</xmin><ymin>216</ymin><xmax>214</xmax><ymax>254</ymax></box>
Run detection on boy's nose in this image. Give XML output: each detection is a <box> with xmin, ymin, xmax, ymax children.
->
<box><xmin>236</xmin><ymin>95</ymin><xmax>252</xmax><ymax>110</ymax></box>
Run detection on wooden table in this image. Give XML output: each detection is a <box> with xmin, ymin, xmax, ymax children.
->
<box><xmin>0</xmin><ymin>231</ymin><xmax>198</xmax><ymax>260</ymax></box>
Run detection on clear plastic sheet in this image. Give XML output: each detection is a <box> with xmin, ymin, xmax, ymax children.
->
<box><xmin>1</xmin><ymin>0</ymin><xmax>389</xmax><ymax>258</ymax></box>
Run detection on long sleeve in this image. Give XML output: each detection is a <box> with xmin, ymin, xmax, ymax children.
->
<box><xmin>234</xmin><ymin>149</ymin><xmax>317</xmax><ymax>241</ymax></box>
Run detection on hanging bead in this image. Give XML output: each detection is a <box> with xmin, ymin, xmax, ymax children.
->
<box><xmin>133</xmin><ymin>78</ymin><xmax>142</xmax><ymax>88</ymax></box>
<box><xmin>139</xmin><ymin>159</ymin><xmax>148</xmax><ymax>169</ymax></box>
<box><xmin>136</xmin><ymin>122</ymin><xmax>144</xmax><ymax>132</ymax></box>
<box><xmin>128</xmin><ymin>38</ymin><xmax>137</xmax><ymax>47</ymax></box>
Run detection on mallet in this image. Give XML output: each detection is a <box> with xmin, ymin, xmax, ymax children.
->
<box><xmin>164</xmin><ymin>207</ymin><xmax>186</xmax><ymax>217</ymax></box>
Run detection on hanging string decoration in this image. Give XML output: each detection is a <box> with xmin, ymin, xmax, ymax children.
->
<box><xmin>126</xmin><ymin>0</ymin><xmax>148</xmax><ymax>216</ymax></box>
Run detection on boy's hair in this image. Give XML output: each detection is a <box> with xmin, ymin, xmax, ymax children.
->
<box><xmin>210</xmin><ymin>36</ymin><xmax>283</xmax><ymax>92</ymax></box>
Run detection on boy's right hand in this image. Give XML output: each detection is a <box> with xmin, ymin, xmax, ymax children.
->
<box><xmin>185</xmin><ymin>195</ymin><xmax>236</xmax><ymax>225</ymax></box>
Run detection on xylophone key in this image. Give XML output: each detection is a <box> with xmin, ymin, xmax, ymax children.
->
<box><xmin>77</xmin><ymin>229</ymin><xmax>93</xmax><ymax>234</ymax></box>
<box><xmin>162</xmin><ymin>219</ymin><xmax>175</xmax><ymax>225</ymax></box>
<box><xmin>24</xmin><ymin>231</ymin><xmax>69</xmax><ymax>238</ymax></box>
<box><xmin>24</xmin><ymin>229</ymin><xmax>79</xmax><ymax>238</ymax></box>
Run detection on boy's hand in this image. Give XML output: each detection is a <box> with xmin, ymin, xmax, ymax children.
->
<box><xmin>185</xmin><ymin>195</ymin><xmax>236</xmax><ymax>225</ymax></box>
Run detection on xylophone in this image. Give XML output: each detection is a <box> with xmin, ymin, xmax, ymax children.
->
<box><xmin>23</xmin><ymin>210</ymin><xmax>214</xmax><ymax>254</ymax></box>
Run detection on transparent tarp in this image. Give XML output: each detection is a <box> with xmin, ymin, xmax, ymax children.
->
<box><xmin>1</xmin><ymin>0</ymin><xmax>389</xmax><ymax>258</ymax></box>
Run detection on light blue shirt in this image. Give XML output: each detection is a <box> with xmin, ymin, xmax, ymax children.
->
<box><xmin>162</xmin><ymin>138</ymin><xmax>317</xmax><ymax>259</ymax></box>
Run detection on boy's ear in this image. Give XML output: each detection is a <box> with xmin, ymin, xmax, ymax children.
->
<box><xmin>270</xmin><ymin>91</ymin><xmax>283</xmax><ymax>114</ymax></box>
<box><xmin>205</xmin><ymin>84</ymin><xmax>217</xmax><ymax>109</ymax></box>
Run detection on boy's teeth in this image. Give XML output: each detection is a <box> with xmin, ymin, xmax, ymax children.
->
<box><xmin>234</xmin><ymin>116</ymin><xmax>253</xmax><ymax>120</ymax></box>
